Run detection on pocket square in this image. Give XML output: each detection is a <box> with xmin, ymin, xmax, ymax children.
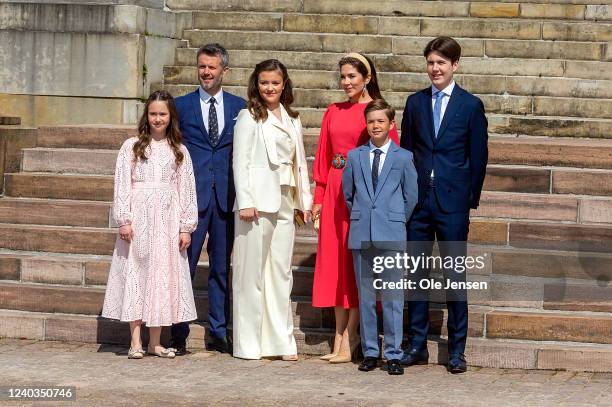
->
<box><xmin>233</xmin><ymin>117</ymin><xmax>238</xmax><ymax>121</ymax></box>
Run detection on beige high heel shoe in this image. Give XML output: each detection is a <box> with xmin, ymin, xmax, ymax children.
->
<box><xmin>329</xmin><ymin>335</ymin><xmax>360</xmax><ymax>364</ymax></box>
<box><xmin>320</xmin><ymin>352</ymin><xmax>338</xmax><ymax>361</ymax></box>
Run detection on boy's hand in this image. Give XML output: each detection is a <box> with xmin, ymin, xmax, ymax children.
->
<box><xmin>119</xmin><ymin>224</ymin><xmax>133</xmax><ymax>243</ymax></box>
<box><xmin>179</xmin><ymin>232</ymin><xmax>191</xmax><ymax>251</ymax></box>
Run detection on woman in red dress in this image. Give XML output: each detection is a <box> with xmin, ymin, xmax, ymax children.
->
<box><xmin>312</xmin><ymin>53</ymin><xmax>400</xmax><ymax>363</ymax></box>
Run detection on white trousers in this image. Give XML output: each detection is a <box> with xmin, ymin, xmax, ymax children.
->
<box><xmin>232</xmin><ymin>186</ymin><xmax>297</xmax><ymax>359</ymax></box>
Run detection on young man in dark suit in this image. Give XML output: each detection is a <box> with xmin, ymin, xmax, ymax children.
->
<box><xmin>171</xmin><ymin>43</ymin><xmax>246</xmax><ymax>355</ymax></box>
<box><xmin>399</xmin><ymin>37</ymin><xmax>488</xmax><ymax>373</ymax></box>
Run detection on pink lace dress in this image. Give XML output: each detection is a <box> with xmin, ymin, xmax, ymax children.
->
<box><xmin>102</xmin><ymin>137</ymin><xmax>198</xmax><ymax>327</ymax></box>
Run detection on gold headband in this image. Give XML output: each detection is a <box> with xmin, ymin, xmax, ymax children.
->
<box><xmin>344</xmin><ymin>52</ymin><xmax>372</xmax><ymax>76</ymax></box>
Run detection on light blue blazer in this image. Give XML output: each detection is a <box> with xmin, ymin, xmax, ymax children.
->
<box><xmin>342</xmin><ymin>141</ymin><xmax>418</xmax><ymax>250</ymax></box>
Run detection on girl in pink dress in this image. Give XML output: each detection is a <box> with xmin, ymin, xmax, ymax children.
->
<box><xmin>102</xmin><ymin>90</ymin><xmax>198</xmax><ymax>359</ymax></box>
<box><xmin>312</xmin><ymin>54</ymin><xmax>399</xmax><ymax>363</ymax></box>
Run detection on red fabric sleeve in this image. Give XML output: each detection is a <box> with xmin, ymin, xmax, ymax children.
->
<box><xmin>313</xmin><ymin>105</ymin><xmax>334</xmax><ymax>204</ymax></box>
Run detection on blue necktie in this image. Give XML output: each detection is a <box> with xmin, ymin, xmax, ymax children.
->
<box><xmin>433</xmin><ymin>91</ymin><xmax>444</xmax><ymax>137</ymax></box>
<box><xmin>208</xmin><ymin>97</ymin><xmax>219</xmax><ymax>146</ymax></box>
<box><xmin>372</xmin><ymin>149</ymin><xmax>382</xmax><ymax>192</ymax></box>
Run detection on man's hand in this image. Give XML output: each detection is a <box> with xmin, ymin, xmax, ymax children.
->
<box><xmin>239</xmin><ymin>207</ymin><xmax>259</xmax><ymax>222</ymax></box>
<box><xmin>179</xmin><ymin>232</ymin><xmax>191</xmax><ymax>251</ymax></box>
<box><xmin>119</xmin><ymin>224</ymin><xmax>134</xmax><ymax>243</ymax></box>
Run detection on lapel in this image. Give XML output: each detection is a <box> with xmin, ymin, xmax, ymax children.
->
<box><xmin>420</xmin><ymin>88</ymin><xmax>435</xmax><ymax>147</ymax></box>
<box><xmin>190</xmin><ymin>89</ymin><xmax>210</xmax><ymax>143</ymax></box>
<box><xmin>261</xmin><ymin>111</ymin><xmax>280</xmax><ymax>166</ymax></box>
<box><xmin>373</xmin><ymin>141</ymin><xmax>397</xmax><ymax>202</ymax></box>
<box><xmin>217</xmin><ymin>90</ymin><xmax>234</xmax><ymax>144</ymax></box>
<box><xmin>435</xmin><ymin>85</ymin><xmax>463</xmax><ymax>144</ymax></box>
<box><xmin>358</xmin><ymin>145</ymin><xmax>375</xmax><ymax>202</ymax></box>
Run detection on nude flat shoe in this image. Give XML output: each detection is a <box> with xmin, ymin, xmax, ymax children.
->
<box><xmin>320</xmin><ymin>353</ymin><xmax>338</xmax><ymax>361</ymax></box>
<box><xmin>282</xmin><ymin>354</ymin><xmax>299</xmax><ymax>361</ymax></box>
<box><xmin>147</xmin><ymin>348</ymin><xmax>176</xmax><ymax>359</ymax></box>
<box><xmin>127</xmin><ymin>347</ymin><xmax>145</xmax><ymax>359</ymax></box>
<box><xmin>329</xmin><ymin>335</ymin><xmax>360</xmax><ymax>364</ymax></box>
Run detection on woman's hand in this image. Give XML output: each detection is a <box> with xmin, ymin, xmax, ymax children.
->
<box><xmin>179</xmin><ymin>232</ymin><xmax>191</xmax><ymax>251</ymax></box>
<box><xmin>311</xmin><ymin>204</ymin><xmax>322</xmax><ymax>218</ymax></box>
<box><xmin>119</xmin><ymin>224</ymin><xmax>133</xmax><ymax>243</ymax></box>
<box><xmin>239</xmin><ymin>207</ymin><xmax>259</xmax><ymax>222</ymax></box>
<box><xmin>303</xmin><ymin>210</ymin><xmax>313</xmax><ymax>223</ymax></box>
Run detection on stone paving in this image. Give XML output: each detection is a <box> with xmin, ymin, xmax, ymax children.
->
<box><xmin>0</xmin><ymin>339</ymin><xmax>610</xmax><ymax>407</ymax></box>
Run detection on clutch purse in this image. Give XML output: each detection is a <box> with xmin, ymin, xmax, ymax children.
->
<box><xmin>313</xmin><ymin>212</ymin><xmax>320</xmax><ymax>233</ymax></box>
<box><xmin>294</xmin><ymin>210</ymin><xmax>306</xmax><ymax>227</ymax></box>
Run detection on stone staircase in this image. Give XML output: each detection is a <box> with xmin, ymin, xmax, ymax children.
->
<box><xmin>1</xmin><ymin>0</ymin><xmax>612</xmax><ymax>372</ymax></box>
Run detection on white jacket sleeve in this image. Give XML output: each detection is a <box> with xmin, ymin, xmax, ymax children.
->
<box><xmin>232</xmin><ymin>109</ymin><xmax>257</xmax><ymax>210</ymax></box>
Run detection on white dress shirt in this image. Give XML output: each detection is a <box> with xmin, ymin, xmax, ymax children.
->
<box><xmin>368</xmin><ymin>138</ymin><xmax>392</xmax><ymax>176</ymax></box>
<box><xmin>430</xmin><ymin>81</ymin><xmax>455</xmax><ymax>178</ymax></box>
<box><xmin>199</xmin><ymin>87</ymin><xmax>225</xmax><ymax>135</ymax></box>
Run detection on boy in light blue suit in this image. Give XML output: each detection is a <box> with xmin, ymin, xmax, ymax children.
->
<box><xmin>342</xmin><ymin>99</ymin><xmax>418</xmax><ymax>375</ymax></box>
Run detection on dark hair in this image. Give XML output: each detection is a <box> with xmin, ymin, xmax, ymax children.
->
<box><xmin>134</xmin><ymin>90</ymin><xmax>184</xmax><ymax>166</ymax></box>
<box><xmin>338</xmin><ymin>53</ymin><xmax>382</xmax><ymax>100</ymax></box>
<box><xmin>247</xmin><ymin>59</ymin><xmax>299</xmax><ymax>122</ymax></box>
<box><xmin>423</xmin><ymin>36</ymin><xmax>462</xmax><ymax>63</ymax></box>
<box><xmin>196</xmin><ymin>43</ymin><xmax>230</xmax><ymax>67</ymax></box>
<box><xmin>364</xmin><ymin>99</ymin><xmax>395</xmax><ymax>121</ymax></box>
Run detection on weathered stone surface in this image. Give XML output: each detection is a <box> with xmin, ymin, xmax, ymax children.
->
<box><xmin>538</xmin><ymin>347</ymin><xmax>612</xmax><ymax>372</ymax></box>
<box><xmin>469</xmin><ymin>220</ymin><xmax>508</xmax><ymax>245</ymax></box>
<box><xmin>302</xmin><ymin>0</ymin><xmax>470</xmax><ymax>17</ymax></box>
<box><xmin>45</xmin><ymin>315</ymin><xmax>130</xmax><ymax>344</ymax></box>
<box><xmin>22</xmin><ymin>148</ymin><xmax>118</xmax><ymax>175</ymax></box>
<box><xmin>36</xmin><ymin>126</ymin><xmax>135</xmax><ymax>149</ymax></box>
<box><xmin>0</xmin><ymin>224</ymin><xmax>116</xmax><ymax>255</ymax></box>
<box><xmin>509</xmin><ymin>222</ymin><xmax>612</xmax><ymax>253</ymax></box>
<box><xmin>565</xmin><ymin>60</ymin><xmax>612</xmax><ymax>81</ymax></box>
<box><xmin>422</xmin><ymin>18</ymin><xmax>540</xmax><ymax>39</ymax></box>
<box><xmin>284</xmin><ymin>14</ymin><xmax>379</xmax><ymax>34</ymax></box>
<box><xmin>485</xmin><ymin>39</ymin><xmax>603</xmax><ymax>61</ymax></box>
<box><xmin>84</xmin><ymin>260</ymin><xmax>112</xmax><ymax>286</ymax></box>
<box><xmin>543</xmin><ymin>22</ymin><xmax>612</xmax><ymax>42</ymax></box>
<box><xmin>167</xmin><ymin>0</ymin><xmax>301</xmax><ymax>12</ymax></box>
<box><xmin>0</xmin><ymin>310</ymin><xmax>45</xmax><ymax>340</ymax></box>
<box><xmin>586</xmin><ymin>5</ymin><xmax>612</xmax><ymax>20</ymax></box>
<box><xmin>486</xmin><ymin>311</ymin><xmax>612</xmax><ymax>344</ymax></box>
<box><xmin>521</xmin><ymin>4</ymin><xmax>585</xmax><ymax>20</ymax></box>
<box><xmin>505</xmin><ymin>76</ymin><xmax>612</xmax><ymax>99</ymax></box>
<box><xmin>378</xmin><ymin>17</ymin><xmax>420</xmax><ymax>36</ymax></box>
<box><xmin>544</xmin><ymin>283</ymin><xmax>612</xmax><ymax>313</ymax></box>
<box><xmin>392</xmin><ymin>37</ymin><xmax>484</xmax><ymax>56</ymax></box>
<box><xmin>478</xmin><ymin>94</ymin><xmax>532</xmax><ymax>115</ymax></box>
<box><xmin>183</xmin><ymin>30</ymin><xmax>392</xmax><ymax>53</ymax></box>
<box><xmin>0</xmin><ymin>198</ymin><xmax>110</xmax><ymax>227</ymax></box>
<box><xmin>501</xmin><ymin>115</ymin><xmax>612</xmax><ymax>138</ymax></box>
<box><xmin>474</xmin><ymin>192</ymin><xmax>578</xmax><ymax>222</ymax></box>
<box><xmin>193</xmin><ymin>11</ymin><xmax>281</xmax><ymax>31</ymax></box>
<box><xmin>554</xmin><ymin>169</ymin><xmax>612</xmax><ymax>196</ymax></box>
<box><xmin>0</xmin><ymin>256</ymin><xmax>20</xmax><ymax>281</ymax></box>
<box><xmin>0</xmin><ymin>282</ymin><xmax>106</xmax><ymax>314</ymax></box>
<box><xmin>534</xmin><ymin>96</ymin><xmax>612</xmax><ymax>119</ymax></box>
<box><xmin>4</xmin><ymin>173</ymin><xmax>113</xmax><ymax>201</ymax></box>
<box><xmin>470</xmin><ymin>2</ymin><xmax>519</xmax><ymax>18</ymax></box>
<box><xmin>21</xmin><ymin>258</ymin><xmax>83</xmax><ymax>285</ymax></box>
<box><xmin>483</xmin><ymin>166</ymin><xmax>551</xmax><ymax>193</ymax></box>
<box><xmin>580</xmin><ymin>199</ymin><xmax>612</xmax><ymax>224</ymax></box>
<box><xmin>0</xmin><ymin>116</ymin><xmax>20</xmax><ymax>125</ymax></box>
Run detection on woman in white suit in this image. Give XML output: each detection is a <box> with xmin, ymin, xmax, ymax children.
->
<box><xmin>232</xmin><ymin>59</ymin><xmax>313</xmax><ymax>360</ymax></box>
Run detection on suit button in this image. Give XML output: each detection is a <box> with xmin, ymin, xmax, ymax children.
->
<box><xmin>372</xmin><ymin>205</ymin><xmax>376</xmax><ymax>209</ymax></box>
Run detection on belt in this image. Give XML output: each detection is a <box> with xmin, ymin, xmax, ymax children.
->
<box><xmin>331</xmin><ymin>153</ymin><xmax>346</xmax><ymax>169</ymax></box>
<box><xmin>427</xmin><ymin>177</ymin><xmax>436</xmax><ymax>188</ymax></box>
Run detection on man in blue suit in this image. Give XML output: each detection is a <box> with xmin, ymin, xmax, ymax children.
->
<box><xmin>399</xmin><ymin>37</ymin><xmax>488</xmax><ymax>373</ymax></box>
<box><xmin>171</xmin><ymin>43</ymin><xmax>246</xmax><ymax>355</ymax></box>
<box><xmin>343</xmin><ymin>99</ymin><xmax>418</xmax><ymax>375</ymax></box>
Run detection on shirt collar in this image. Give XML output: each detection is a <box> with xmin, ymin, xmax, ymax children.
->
<box><xmin>199</xmin><ymin>87</ymin><xmax>224</xmax><ymax>104</ymax></box>
<box><xmin>369</xmin><ymin>139</ymin><xmax>392</xmax><ymax>154</ymax></box>
<box><xmin>432</xmin><ymin>80</ymin><xmax>455</xmax><ymax>98</ymax></box>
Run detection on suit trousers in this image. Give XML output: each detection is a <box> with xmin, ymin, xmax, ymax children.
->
<box><xmin>407</xmin><ymin>186</ymin><xmax>469</xmax><ymax>357</ymax></box>
<box><xmin>353</xmin><ymin>249</ymin><xmax>404</xmax><ymax>361</ymax></box>
<box><xmin>232</xmin><ymin>185</ymin><xmax>297</xmax><ymax>359</ymax></box>
<box><xmin>171</xmin><ymin>191</ymin><xmax>233</xmax><ymax>343</ymax></box>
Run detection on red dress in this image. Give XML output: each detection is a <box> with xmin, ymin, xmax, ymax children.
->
<box><xmin>311</xmin><ymin>102</ymin><xmax>400</xmax><ymax>308</ymax></box>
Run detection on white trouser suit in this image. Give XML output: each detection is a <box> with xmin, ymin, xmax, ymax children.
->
<box><xmin>232</xmin><ymin>106</ymin><xmax>313</xmax><ymax>359</ymax></box>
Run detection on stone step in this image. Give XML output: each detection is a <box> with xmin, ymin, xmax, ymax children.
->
<box><xmin>36</xmin><ymin>125</ymin><xmax>135</xmax><ymax>149</ymax></box>
<box><xmin>164</xmin><ymin>66</ymin><xmax>612</xmax><ymax>99</ymax></box>
<box><xmin>163</xmin><ymin>84</ymin><xmax>612</xmax><ymax>119</ymax></box>
<box><xmin>4</xmin><ymin>172</ymin><xmax>114</xmax><ymax>201</ymax></box>
<box><xmin>2</xmin><ymin>245</ymin><xmax>610</xmax><ymax>312</ymax></box>
<box><xmin>3</xmin><ymin>308</ymin><xmax>612</xmax><ymax>371</ymax></box>
<box><xmin>21</xmin><ymin>148</ymin><xmax>118</xmax><ymax>175</ymax></box>
<box><xmin>0</xmin><ymin>280</ymin><xmax>610</xmax><ymax>346</ymax></box>
<box><xmin>182</xmin><ymin>30</ymin><xmax>607</xmax><ymax>61</ymax></box>
<box><xmin>175</xmin><ymin>48</ymin><xmax>612</xmax><ymax>81</ymax></box>
<box><xmin>0</xmin><ymin>116</ymin><xmax>20</xmax><ymax>125</ymax></box>
<box><xmin>0</xmin><ymin>198</ymin><xmax>111</xmax><ymax>228</ymax></box>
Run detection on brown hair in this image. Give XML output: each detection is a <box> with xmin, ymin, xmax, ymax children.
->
<box><xmin>247</xmin><ymin>59</ymin><xmax>299</xmax><ymax>122</ymax></box>
<box><xmin>134</xmin><ymin>90</ymin><xmax>184</xmax><ymax>166</ymax></box>
<box><xmin>423</xmin><ymin>36</ymin><xmax>462</xmax><ymax>63</ymax></box>
<box><xmin>338</xmin><ymin>53</ymin><xmax>382</xmax><ymax>100</ymax></box>
<box><xmin>364</xmin><ymin>99</ymin><xmax>395</xmax><ymax>121</ymax></box>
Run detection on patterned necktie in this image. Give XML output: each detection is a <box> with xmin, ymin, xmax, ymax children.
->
<box><xmin>208</xmin><ymin>97</ymin><xmax>219</xmax><ymax>146</ymax></box>
<box><xmin>433</xmin><ymin>91</ymin><xmax>444</xmax><ymax>137</ymax></box>
<box><xmin>372</xmin><ymin>149</ymin><xmax>382</xmax><ymax>193</ymax></box>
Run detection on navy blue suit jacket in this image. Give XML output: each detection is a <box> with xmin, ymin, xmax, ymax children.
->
<box><xmin>400</xmin><ymin>84</ymin><xmax>488</xmax><ymax>213</ymax></box>
<box><xmin>175</xmin><ymin>89</ymin><xmax>246</xmax><ymax>213</ymax></box>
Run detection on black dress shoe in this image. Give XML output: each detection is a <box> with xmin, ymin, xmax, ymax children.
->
<box><xmin>447</xmin><ymin>354</ymin><xmax>467</xmax><ymax>374</ymax></box>
<box><xmin>387</xmin><ymin>359</ymin><xmax>404</xmax><ymax>375</ymax></box>
<box><xmin>400</xmin><ymin>348</ymin><xmax>429</xmax><ymax>366</ymax></box>
<box><xmin>358</xmin><ymin>357</ymin><xmax>378</xmax><ymax>372</ymax></box>
<box><xmin>207</xmin><ymin>336</ymin><xmax>232</xmax><ymax>354</ymax></box>
<box><xmin>169</xmin><ymin>339</ymin><xmax>187</xmax><ymax>356</ymax></box>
